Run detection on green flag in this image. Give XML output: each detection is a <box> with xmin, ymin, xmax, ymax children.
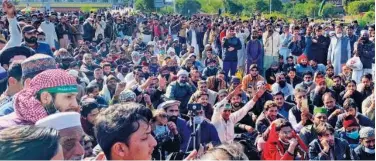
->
<box><xmin>318</xmin><ymin>0</ymin><xmax>327</xmax><ymax>16</ymax></box>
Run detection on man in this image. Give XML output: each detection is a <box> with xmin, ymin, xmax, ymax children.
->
<box><xmin>310</xmin><ymin>59</ymin><xmax>326</xmax><ymax>74</ymax></box>
<box><xmin>300</xmin><ymin>107</ymin><xmax>329</xmax><ymax>146</ymax></box>
<box><xmin>38</xmin><ymin>14</ymin><xmax>58</xmax><ymax>49</ymax></box>
<box><xmin>256</xmin><ymin>100</ymin><xmax>284</xmax><ymax>135</ymax></box>
<box><xmin>36</xmin><ymin>112</ymin><xmax>85</xmax><ymax>160</ymax></box>
<box><xmin>286</xmin><ymin>67</ymin><xmax>302</xmax><ymax>88</ymax></box>
<box><xmin>241</xmin><ymin>64</ymin><xmax>265</xmax><ymax>92</ymax></box>
<box><xmin>330</xmin><ymin>75</ymin><xmax>346</xmax><ymax>101</ymax></box>
<box><xmin>265</xmin><ymin>61</ymin><xmax>280</xmax><ymax>85</ymax></box>
<box><xmin>308</xmin><ymin>123</ymin><xmax>352</xmax><ymax>160</ymax></box>
<box><xmin>230</xmin><ymin>92</ymin><xmax>255</xmax><ymax>134</ymax></box>
<box><xmin>0</xmin><ymin>46</ymin><xmax>34</xmax><ymax>70</ymax></box>
<box><xmin>100</xmin><ymin>75</ymin><xmax>124</xmax><ymax>104</ymax></box>
<box><xmin>356</xmin><ymin>30</ymin><xmax>375</xmax><ymax>76</ymax></box>
<box><xmin>322</xmin><ymin>92</ymin><xmax>344</xmax><ymax>128</ymax></box>
<box><xmin>288</xmin><ymin>26</ymin><xmax>306</xmax><ymax>59</ymax></box>
<box><xmin>336</xmin><ymin>115</ymin><xmax>361</xmax><ymax>149</ymax></box>
<box><xmin>83</xmin><ymin>18</ymin><xmax>95</xmax><ymax>42</ymax></box>
<box><xmin>222</xmin><ymin>27</ymin><xmax>242</xmax><ymax>78</ymax></box>
<box><xmin>0</xmin><ymin>2</ymin><xmax>22</xmax><ymax>52</ymax></box>
<box><xmin>80</xmin><ymin>99</ymin><xmax>103</xmax><ymax>140</ymax></box>
<box><xmin>345</xmin><ymin>26</ymin><xmax>358</xmax><ymax>55</ymax></box>
<box><xmin>211</xmin><ymin>85</ymin><xmax>262</xmax><ymax>143</ymax></box>
<box><xmin>296</xmin><ymin>71</ymin><xmax>315</xmax><ymax>93</ymax></box>
<box><xmin>310</xmin><ymin>78</ymin><xmax>336</xmax><ymax>107</ymax></box>
<box><xmin>357</xmin><ymin>74</ymin><xmax>373</xmax><ymax>99</ymax></box>
<box><xmin>20</xmin><ymin>25</ymin><xmax>53</xmax><ymax>56</ymax></box>
<box><xmin>339</xmin><ymin>65</ymin><xmax>352</xmax><ymax>84</ymax></box>
<box><xmin>189</xmin><ymin>69</ymin><xmax>201</xmax><ymax>88</ymax></box>
<box><xmin>273</xmin><ymin>91</ymin><xmax>294</xmax><ymax>119</ymax></box>
<box><xmin>353</xmin><ymin>127</ymin><xmax>375</xmax><ymax>160</ymax></box>
<box><xmin>336</xmin><ymin>98</ymin><xmax>374</xmax><ymax>129</ymax></box>
<box><xmin>271</xmin><ymin>72</ymin><xmax>294</xmax><ymax>98</ymax></box>
<box><xmin>311</xmin><ymin>26</ymin><xmax>330</xmax><ymax>65</ymax></box>
<box><xmin>246</xmin><ymin>30</ymin><xmax>263</xmax><ymax>71</ymax></box>
<box><xmin>88</xmin><ymin>68</ymin><xmax>104</xmax><ymax>90</ymax></box>
<box><xmin>252</xmin><ymin>81</ymin><xmax>273</xmax><ymax>117</ymax></box>
<box><xmin>206</xmin><ymin>70</ymin><xmax>227</xmax><ymax>92</ymax></box>
<box><xmin>279</xmin><ymin>25</ymin><xmax>292</xmax><ymax>64</ymax></box>
<box><xmin>263</xmin><ymin>119</ymin><xmax>308</xmax><ymax>160</ymax></box>
<box><xmin>81</xmin><ymin>54</ymin><xmax>100</xmax><ymax>81</ymax></box>
<box><xmin>202</xmin><ymin>59</ymin><xmax>218</xmax><ymax>80</ymax></box>
<box><xmin>189</xmin><ymin>80</ymin><xmax>217</xmax><ymax>107</ymax></box>
<box><xmin>289</xmin><ymin>87</ymin><xmax>314</xmax><ymax>132</ymax></box>
<box><xmin>94</xmin><ymin>103</ymin><xmax>157</xmax><ymax>160</ymax></box>
<box><xmin>157</xmin><ymin>100</ymin><xmax>190</xmax><ymax>152</ymax></box>
<box><xmin>186</xmin><ymin>108</ymin><xmax>221</xmax><ymax>151</ymax></box>
<box><xmin>0</xmin><ymin>54</ymin><xmax>56</xmax><ymax>117</ymax></box>
<box><xmin>0</xmin><ymin>69</ymin><xmax>78</xmax><ymax>130</ymax></box>
<box><xmin>263</xmin><ymin>23</ymin><xmax>281</xmax><ymax>72</ymax></box>
<box><xmin>165</xmin><ymin>70</ymin><xmax>196</xmax><ymax>114</ymax></box>
<box><xmin>327</xmin><ymin>25</ymin><xmax>351</xmax><ymax>75</ymax></box>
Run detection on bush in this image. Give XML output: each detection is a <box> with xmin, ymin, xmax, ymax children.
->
<box><xmin>359</xmin><ymin>11</ymin><xmax>375</xmax><ymax>27</ymax></box>
<box><xmin>262</xmin><ymin>12</ymin><xmax>288</xmax><ymax>21</ymax></box>
<box><xmin>346</xmin><ymin>0</ymin><xmax>374</xmax><ymax>15</ymax></box>
<box><xmin>198</xmin><ymin>0</ymin><xmax>224</xmax><ymax>14</ymax></box>
<box><xmin>321</xmin><ymin>2</ymin><xmax>340</xmax><ymax>18</ymax></box>
<box><xmin>176</xmin><ymin>0</ymin><xmax>201</xmax><ymax>16</ymax></box>
<box><xmin>158</xmin><ymin>6</ymin><xmax>174</xmax><ymax>15</ymax></box>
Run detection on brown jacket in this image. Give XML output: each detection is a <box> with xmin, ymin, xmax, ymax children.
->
<box><xmin>241</xmin><ymin>74</ymin><xmax>265</xmax><ymax>91</ymax></box>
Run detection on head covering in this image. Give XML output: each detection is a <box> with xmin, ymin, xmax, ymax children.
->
<box><xmin>14</xmin><ymin>69</ymin><xmax>77</xmax><ymax>123</ymax></box>
<box><xmin>0</xmin><ymin>46</ymin><xmax>35</xmax><ymax>67</ymax></box>
<box><xmin>157</xmin><ymin>100</ymin><xmax>181</xmax><ymax>110</ymax></box>
<box><xmin>0</xmin><ymin>66</ymin><xmax>7</xmax><ymax>83</ymax></box>
<box><xmin>360</xmin><ymin>30</ymin><xmax>369</xmax><ymax>37</ymax></box>
<box><xmin>36</xmin><ymin>112</ymin><xmax>81</xmax><ymax>130</ymax></box>
<box><xmin>343</xmin><ymin>115</ymin><xmax>360</xmax><ymax>128</ymax></box>
<box><xmin>22</xmin><ymin>25</ymin><xmax>36</xmax><ymax>34</ymax></box>
<box><xmin>167</xmin><ymin>47</ymin><xmax>175</xmax><ymax>54</ymax></box>
<box><xmin>256</xmin><ymin>81</ymin><xmax>266</xmax><ymax>88</ymax></box>
<box><xmin>297</xmin><ymin>55</ymin><xmax>308</xmax><ymax>64</ymax></box>
<box><xmin>359</xmin><ymin>127</ymin><xmax>375</xmax><ymax>139</ymax></box>
<box><xmin>21</xmin><ymin>54</ymin><xmax>57</xmax><ymax>78</ymax></box>
<box><xmin>231</xmin><ymin>76</ymin><xmax>241</xmax><ymax>84</ymax></box>
<box><xmin>313</xmin><ymin>107</ymin><xmax>328</xmax><ymax>115</ymax></box>
<box><xmin>207</xmin><ymin>59</ymin><xmax>217</xmax><ymax>64</ymax></box>
<box><xmin>271</xmin><ymin>61</ymin><xmax>279</xmax><ymax>67</ymax></box>
<box><xmin>177</xmin><ymin>70</ymin><xmax>189</xmax><ymax>77</ymax></box>
<box><xmin>119</xmin><ymin>90</ymin><xmax>136</xmax><ymax>102</ymax></box>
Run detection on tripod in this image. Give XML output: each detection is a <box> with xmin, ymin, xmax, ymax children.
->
<box><xmin>184</xmin><ymin>112</ymin><xmax>202</xmax><ymax>154</ymax></box>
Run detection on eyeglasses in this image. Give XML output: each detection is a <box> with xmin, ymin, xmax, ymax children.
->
<box><xmin>159</xmin><ymin>114</ymin><xmax>168</xmax><ymax>118</ymax></box>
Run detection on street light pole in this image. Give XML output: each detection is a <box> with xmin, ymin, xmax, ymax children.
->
<box><xmin>173</xmin><ymin>0</ymin><xmax>176</xmax><ymax>14</ymax></box>
<box><xmin>269</xmin><ymin>0</ymin><xmax>272</xmax><ymax>14</ymax></box>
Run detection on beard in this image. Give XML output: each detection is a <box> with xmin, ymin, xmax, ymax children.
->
<box><xmin>44</xmin><ymin>101</ymin><xmax>58</xmax><ymax>115</ymax></box>
<box><xmin>25</xmin><ymin>36</ymin><xmax>38</xmax><ymax>44</ymax></box>
<box><xmin>232</xmin><ymin>102</ymin><xmax>244</xmax><ymax>111</ymax></box>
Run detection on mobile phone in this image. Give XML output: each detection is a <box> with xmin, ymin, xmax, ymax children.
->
<box><xmin>301</xmin><ymin>99</ymin><xmax>309</xmax><ymax>112</ymax></box>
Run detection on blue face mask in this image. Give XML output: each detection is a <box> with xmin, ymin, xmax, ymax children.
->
<box><xmin>154</xmin><ymin>125</ymin><xmax>168</xmax><ymax>136</ymax></box>
<box><xmin>346</xmin><ymin>131</ymin><xmax>359</xmax><ymax>139</ymax></box>
<box><xmin>364</xmin><ymin>147</ymin><xmax>375</xmax><ymax>154</ymax></box>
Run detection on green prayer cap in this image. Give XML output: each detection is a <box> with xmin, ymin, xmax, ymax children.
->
<box><xmin>313</xmin><ymin>107</ymin><xmax>328</xmax><ymax>115</ymax></box>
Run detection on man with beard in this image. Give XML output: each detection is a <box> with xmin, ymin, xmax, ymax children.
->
<box><xmin>246</xmin><ymin>30</ymin><xmax>263</xmax><ymax>72</ymax></box>
<box><xmin>288</xmin><ymin>26</ymin><xmax>305</xmax><ymax>59</ymax></box>
<box><xmin>99</xmin><ymin>75</ymin><xmax>124</xmax><ymax>104</ymax></box>
<box><xmin>308</xmin><ymin>123</ymin><xmax>352</xmax><ymax>160</ymax></box>
<box><xmin>329</xmin><ymin>76</ymin><xmax>346</xmax><ymax>101</ymax></box>
<box><xmin>193</xmin><ymin>92</ymin><xmax>214</xmax><ymax>120</ymax></box>
<box><xmin>189</xmin><ymin>80</ymin><xmax>217</xmax><ymax>107</ymax></box>
<box><xmin>265</xmin><ymin>61</ymin><xmax>280</xmax><ymax>85</ymax></box>
<box><xmin>357</xmin><ymin>74</ymin><xmax>373</xmax><ymax>98</ymax></box>
<box><xmin>263</xmin><ymin>23</ymin><xmax>281</xmax><ymax>73</ymax></box>
<box><xmin>88</xmin><ymin>68</ymin><xmax>104</xmax><ymax>90</ymax></box>
<box><xmin>256</xmin><ymin>100</ymin><xmax>284</xmax><ymax>135</ymax></box>
<box><xmin>165</xmin><ymin>70</ymin><xmax>196</xmax><ymax>114</ymax></box>
<box><xmin>310</xmin><ymin>78</ymin><xmax>336</xmax><ymax>107</ymax></box>
<box><xmin>273</xmin><ymin>91</ymin><xmax>294</xmax><ymax>119</ymax></box>
<box><xmin>357</xmin><ymin>30</ymin><xmax>375</xmax><ymax>76</ymax></box>
<box><xmin>158</xmin><ymin>100</ymin><xmax>190</xmax><ymax>152</ymax></box>
<box><xmin>271</xmin><ymin>72</ymin><xmax>294</xmax><ymax>98</ymax></box>
<box><xmin>336</xmin><ymin>98</ymin><xmax>374</xmax><ymax>129</ymax></box>
<box><xmin>310</xmin><ymin>59</ymin><xmax>326</xmax><ymax>74</ymax></box>
<box><xmin>102</xmin><ymin>63</ymin><xmax>114</xmax><ymax>77</ymax></box>
<box><xmin>296</xmin><ymin>71</ymin><xmax>315</xmax><ymax>93</ymax></box>
<box><xmin>322</xmin><ymin>92</ymin><xmax>344</xmax><ymax>128</ymax></box>
<box><xmin>0</xmin><ymin>69</ymin><xmax>79</xmax><ymax>130</ymax></box>
<box><xmin>56</xmin><ymin>16</ymin><xmax>72</xmax><ymax>49</ymax></box>
<box><xmin>230</xmin><ymin>93</ymin><xmax>255</xmax><ymax>134</ymax></box>
<box><xmin>36</xmin><ymin>112</ymin><xmax>85</xmax><ymax>160</ymax></box>
<box><xmin>339</xmin><ymin>65</ymin><xmax>352</xmax><ymax>84</ymax></box>
<box><xmin>252</xmin><ymin>81</ymin><xmax>273</xmax><ymax>117</ymax></box>
<box><xmin>328</xmin><ymin>25</ymin><xmax>351</xmax><ymax>75</ymax></box>
<box><xmin>295</xmin><ymin>54</ymin><xmax>313</xmax><ymax>77</ymax></box>
<box><xmin>81</xmin><ymin>54</ymin><xmax>100</xmax><ymax>81</ymax></box>
<box><xmin>20</xmin><ymin>25</ymin><xmax>53</xmax><ymax>56</ymax></box>
<box><xmin>207</xmin><ymin>70</ymin><xmax>227</xmax><ymax>92</ymax></box>
<box><xmin>222</xmin><ymin>27</ymin><xmax>242</xmax><ymax>79</ymax></box>
<box><xmin>300</xmin><ymin>107</ymin><xmax>329</xmax><ymax>146</ymax></box>
<box><xmin>242</xmin><ymin>64</ymin><xmax>265</xmax><ymax>92</ymax></box>
<box><xmin>353</xmin><ymin>127</ymin><xmax>375</xmax><ymax>160</ymax></box>
<box><xmin>345</xmin><ymin>26</ymin><xmax>358</xmax><ymax>55</ymax></box>
<box><xmin>311</xmin><ymin>26</ymin><xmax>330</xmax><ymax>65</ymax></box>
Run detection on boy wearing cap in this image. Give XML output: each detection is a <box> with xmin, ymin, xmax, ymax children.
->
<box><xmin>202</xmin><ymin>59</ymin><xmax>218</xmax><ymax>80</ymax></box>
<box><xmin>336</xmin><ymin>115</ymin><xmax>360</xmax><ymax>149</ymax></box>
<box><xmin>353</xmin><ymin>127</ymin><xmax>375</xmax><ymax>160</ymax></box>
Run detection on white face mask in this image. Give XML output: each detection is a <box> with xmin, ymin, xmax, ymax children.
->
<box><xmin>194</xmin><ymin>116</ymin><xmax>204</xmax><ymax>124</ymax></box>
<box><xmin>364</xmin><ymin>147</ymin><xmax>375</xmax><ymax>154</ymax></box>
<box><xmin>276</xmin><ymin>28</ymin><xmax>281</xmax><ymax>32</ymax></box>
<box><xmin>336</xmin><ymin>33</ymin><xmax>343</xmax><ymax>38</ymax></box>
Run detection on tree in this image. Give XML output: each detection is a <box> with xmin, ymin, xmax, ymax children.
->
<box><xmin>223</xmin><ymin>0</ymin><xmax>243</xmax><ymax>14</ymax></box>
<box><xmin>268</xmin><ymin>0</ymin><xmax>283</xmax><ymax>12</ymax></box>
<box><xmin>241</xmin><ymin>0</ymin><xmax>268</xmax><ymax>15</ymax></box>
<box><xmin>135</xmin><ymin>0</ymin><xmax>155</xmax><ymax>12</ymax></box>
<box><xmin>198</xmin><ymin>0</ymin><xmax>224</xmax><ymax>14</ymax></box>
<box><xmin>175</xmin><ymin>0</ymin><xmax>201</xmax><ymax>16</ymax></box>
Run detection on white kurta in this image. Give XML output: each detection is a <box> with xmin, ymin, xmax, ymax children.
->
<box><xmin>236</xmin><ymin>29</ymin><xmax>249</xmax><ymax>68</ymax></box>
<box><xmin>328</xmin><ymin>37</ymin><xmax>351</xmax><ymax>75</ymax></box>
<box><xmin>39</xmin><ymin>22</ymin><xmax>58</xmax><ymax>48</ymax></box>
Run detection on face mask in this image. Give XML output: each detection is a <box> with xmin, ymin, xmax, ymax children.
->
<box><xmin>304</xmin><ymin>80</ymin><xmax>313</xmax><ymax>86</ymax></box>
<box><xmin>324</xmin><ymin>31</ymin><xmax>329</xmax><ymax>36</ymax></box>
<box><xmin>346</xmin><ymin>131</ymin><xmax>359</xmax><ymax>139</ymax></box>
<box><xmin>276</xmin><ymin>28</ymin><xmax>281</xmax><ymax>32</ymax></box>
<box><xmin>208</xmin><ymin>66</ymin><xmax>216</xmax><ymax>69</ymax></box>
<box><xmin>194</xmin><ymin>116</ymin><xmax>204</xmax><ymax>124</ymax></box>
<box><xmin>337</xmin><ymin>33</ymin><xmax>343</xmax><ymax>38</ymax></box>
<box><xmin>364</xmin><ymin>147</ymin><xmax>375</xmax><ymax>154</ymax></box>
<box><xmin>154</xmin><ymin>125</ymin><xmax>168</xmax><ymax>136</ymax></box>
<box><xmin>25</xmin><ymin>36</ymin><xmax>38</xmax><ymax>44</ymax></box>
<box><xmin>279</xmin><ymin>80</ymin><xmax>286</xmax><ymax>88</ymax></box>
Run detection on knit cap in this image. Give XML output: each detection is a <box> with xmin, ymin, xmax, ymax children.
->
<box><xmin>21</xmin><ymin>54</ymin><xmax>57</xmax><ymax>78</ymax></box>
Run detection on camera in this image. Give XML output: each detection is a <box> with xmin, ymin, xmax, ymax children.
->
<box><xmin>187</xmin><ymin>103</ymin><xmax>202</xmax><ymax>116</ymax></box>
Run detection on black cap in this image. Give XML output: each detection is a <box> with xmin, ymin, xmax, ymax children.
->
<box><xmin>0</xmin><ymin>46</ymin><xmax>35</xmax><ymax>66</ymax></box>
<box><xmin>22</xmin><ymin>25</ymin><xmax>36</xmax><ymax>34</ymax></box>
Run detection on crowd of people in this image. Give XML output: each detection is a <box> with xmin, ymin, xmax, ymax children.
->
<box><xmin>0</xmin><ymin>1</ymin><xmax>375</xmax><ymax>160</ymax></box>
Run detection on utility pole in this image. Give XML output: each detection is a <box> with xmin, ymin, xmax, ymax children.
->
<box><xmin>269</xmin><ymin>0</ymin><xmax>272</xmax><ymax>14</ymax></box>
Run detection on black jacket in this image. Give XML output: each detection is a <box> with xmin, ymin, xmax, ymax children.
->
<box><xmin>353</xmin><ymin>145</ymin><xmax>375</xmax><ymax>160</ymax></box>
<box><xmin>83</xmin><ymin>22</ymin><xmax>95</xmax><ymax>41</ymax></box>
<box><xmin>309</xmin><ymin>137</ymin><xmax>352</xmax><ymax>160</ymax></box>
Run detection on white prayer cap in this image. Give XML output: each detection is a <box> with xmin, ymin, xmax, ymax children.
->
<box><xmin>36</xmin><ymin>112</ymin><xmax>81</xmax><ymax>130</ymax></box>
<box><xmin>167</xmin><ymin>47</ymin><xmax>175</xmax><ymax>54</ymax></box>
<box><xmin>360</xmin><ymin>30</ymin><xmax>369</xmax><ymax>36</ymax></box>
<box><xmin>147</xmin><ymin>41</ymin><xmax>156</xmax><ymax>46</ymax></box>
<box><xmin>177</xmin><ymin>69</ymin><xmax>189</xmax><ymax>77</ymax></box>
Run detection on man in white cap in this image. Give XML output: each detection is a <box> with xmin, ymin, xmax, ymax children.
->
<box><xmin>36</xmin><ymin>112</ymin><xmax>85</xmax><ymax>160</ymax></box>
<box><xmin>165</xmin><ymin>70</ymin><xmax>196</xmax><ymax>114</ymax></box>
<box><xmin>354</xmin><ymin>127</ymin><xmax>375</xmax><ymax>160</ymax></box>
